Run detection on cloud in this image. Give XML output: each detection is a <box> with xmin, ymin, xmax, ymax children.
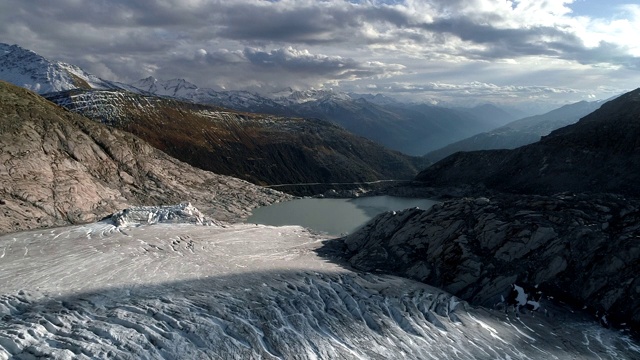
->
<box><xmin>385</xmin><ymin>81</ymin><xmax>580</xmax><ymax>97</ymax></box>
<box><xmin>160</xmin><ymin>46</ymin><xmax>404</xmax><ymax>91</ymax></box>
<box><xmin>240</xmin><ymin>47</ymin><xmax>404</xmax><ymax>79</ymax></box>
<box><xmin>0</xmin><ymin>0</ymin><xmax>638</xmax><ymax>107</ymax></box>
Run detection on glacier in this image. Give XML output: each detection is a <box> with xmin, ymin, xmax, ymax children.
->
<box><xmin>0</xmin><ymin>207</ymin><xmax>638</xmax><ymax>359</ymax></box>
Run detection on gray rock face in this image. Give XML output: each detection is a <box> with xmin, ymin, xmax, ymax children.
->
<box><xmin>0</xmin><ymin>81</ymin><xmax>290</xmax><ymax>235</ymax></box>
<box><xmin>340</xmin><ymin>193</ymin><xmax>640</xmax><ymax>332</ymax></box>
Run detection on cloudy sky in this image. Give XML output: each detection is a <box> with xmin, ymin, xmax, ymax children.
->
<box><xmin>1</xmin><ymin>0</ymin><xmax>638</xmax><ymax>110</ymax></box>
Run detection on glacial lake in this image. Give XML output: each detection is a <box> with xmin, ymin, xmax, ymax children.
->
<box><xmin>246</xmin><ymin>196</ymin><xmax>437</xmax><ymax>236</ymax></box>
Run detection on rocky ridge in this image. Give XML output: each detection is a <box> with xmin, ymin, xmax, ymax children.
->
<box><xmin>0</xmin><ymin>81</ymin><xmax>289</xmax><ymax>235</ymax></box>
<box><xmin>334</xmin><ymin>193</ymin><xmax>640</xmax><ymax>333</ymax></box>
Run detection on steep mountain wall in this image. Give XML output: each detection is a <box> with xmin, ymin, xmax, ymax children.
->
<box><xmin>0</xmin><ymin>81</ymin><xmax>289</xmax><ymax>234</ymax></box>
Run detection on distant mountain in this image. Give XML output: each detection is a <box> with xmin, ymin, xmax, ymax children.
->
<box><xmin>425</xmin><ymin>100</ymin><xmax>604</xmax><ymax>162</ymax></box>
<box><xmin>0</xmin><ymin>80</ymin><xmax>288</xmax><ymax>234</ymax></box>
<box><xmin>130</xmin><ymin>76</ymin><xmax>292</xmax><ymax>115</ymax></box>
<box><xmin>0</xmin><ymin>43</ymin><xmax>118</xmax><ymax>93</ymax></box>
<box><xmin>273</xmin><ymin>93</ymin><xmax>517</xmax><ymax>156</ymax></box>
<box><xmin>378</xmin><ymin>103</ymin><xmax>516</xmax><ymax>155</ymax></box>
<box><xmin>453</xmin><ymin>103</ymin><xmax>518</xmax><ymax>126</ymax></box>
<box><xmin>272</xmin><ymin>88</ymin><xmax>351</xmax><ymax>106</ymax></box>
<box><xmin>348</xmin><ymin>92</ymin><xmax>400</xmax><ymax>106</ymax></box>
<box><xmin>130</xmin><ymin>76</ymin><xmax>198</xmax><ymax>98</ymax></box>
<box><xmin>129</xmin><ymin>77</ymin><xmax>518</xmax><ymax>155</ymax></box>
<box><xmin>45</xmin><ymin>89</ymin><xmax>424</xmax><ymax>191</ymax></box>
<box><xmin>416</xmin><ymin>88</ymin><xmax>640</xmax><ymax>196</ymax></box>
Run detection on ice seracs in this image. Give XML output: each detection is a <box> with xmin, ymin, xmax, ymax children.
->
<box><xmin>110</xmin><ymin>203</ymin><xmax>215</xmax><ymax>227</ymax></box>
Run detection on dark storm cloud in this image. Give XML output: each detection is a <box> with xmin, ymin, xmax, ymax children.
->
<box><xmin>158</xmin><ymin>46</ymin><xmax>404</xmax><ymax>92</ymax></box>
<box><xmin>0</xmin><ymin>0</ymin><xmax>636</xmax><ymax>68</ymax></box>
<box><xmin>240</xmin><ymin>47</ymin><xmax>402</xmax><ymax>78</ymax></box>
<box><xmin>213</xmin><ymin>1</ymin><xmax>409</xmax><ymax>44</ymax></box>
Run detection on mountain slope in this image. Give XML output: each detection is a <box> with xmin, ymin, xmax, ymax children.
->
<box><xmin>383</xmin><ymin>103</ymin><xmax>514</xmax><ymax>155</ymax></box>
<box><xmin>0</xmin><ymin>43</ymin><xmax>117</xmax><ymax>93</ymax></box>
<box><xmin>416</xmin><ymin>88</ymin><xmax>640</xmax><ymax>196</ymax></box>
<box><xmin>0</xmin><ymin>81</ymin><xmax>288</xmax><ymax>235</ymax></box>
<box><xmin>425</xmin><ymin>100</ymin><xmax>604</xmax><ymax>162</ymax></box>
<box><xmin>45</xmin><ymin>89</ymin><xmax>423</xmax><ymax>189</ymax></box>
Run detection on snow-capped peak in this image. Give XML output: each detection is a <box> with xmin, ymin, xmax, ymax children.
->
<box><xmin>0</xmin><ymin>43</ymin><xmax>116</xmax><ymax>94</ymax></box>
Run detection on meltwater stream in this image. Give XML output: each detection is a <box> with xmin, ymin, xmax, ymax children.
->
<box><xmin>246</xmin><ymin>195</ymin><xmax>438</xmax><ymax>236</ymax></box>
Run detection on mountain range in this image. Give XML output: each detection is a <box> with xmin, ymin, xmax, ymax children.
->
<box><xmin>416</xmin><ymin>87</ymin><xmax>640</xmax><ymax>196</ymax></box>
<box><xmin>44</xmin><ymin>89</ymin><xmax>424</xmax><ymax>192</ymax></box>
<box><xmin>0</xmin><ymin>43</ymin><xmax>521</xmax><ymax>156</ymax></box>
<box><xmin>129</xmin><ymin>76</ymin><xmax>518</xmax><ymax>155</ymax></box>
<box><xmin>425</xmin><ymin>99</ymin><xmax>606</xmax><ymax>162</ymax></box>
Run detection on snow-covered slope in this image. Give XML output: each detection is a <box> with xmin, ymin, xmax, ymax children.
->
<box><xmin>0</xmin><ymin>211</ymin><xmax>638</xmax><ymax>359</ymax></box>
<box><xmin>0</xmin><ymin>43</ymin><xmax>116</xmax><ymax>94</ymax></box>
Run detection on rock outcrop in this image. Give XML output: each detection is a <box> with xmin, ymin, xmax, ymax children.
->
<box><xmin>0</xmin><ymin>81</ymin><xmax>289</xmax><ymax>235</ymax></box>
<box><xmin>336</xmin><ymin>193</ymin><xmax>640</xmax><ymax>332</ymax></box>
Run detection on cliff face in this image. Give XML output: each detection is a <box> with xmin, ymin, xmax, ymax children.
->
<box><xmin>336</xmin><ymin>193</ymin><xmax>640</xmax><ymax>332</ymax></box>
<box><xmin>45</xmin><ymin>90</ymin><xmax>424</xmax><ymax>190</ymax></box>
<box><xmin>416</xmin><ymin>88</ymin><xmax>640</xmax><ymax>197</ymax></box>
<box><xmin>0</xmin><ymin>81</ymin><xmax>289</xmax><ymax>235</ymax></box>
